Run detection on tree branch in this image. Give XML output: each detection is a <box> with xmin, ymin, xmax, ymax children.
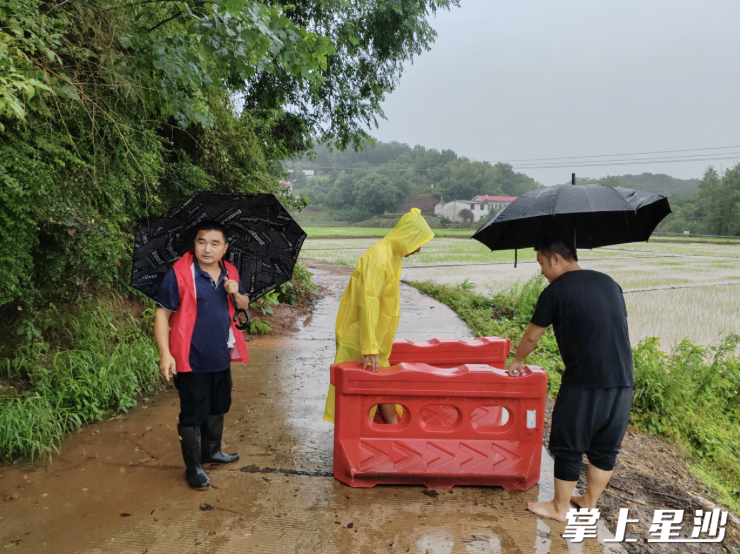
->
<box><xmin>147</xmin><ymin>10</ymin><xmax>185</xmax><ymax>32</ymax></box>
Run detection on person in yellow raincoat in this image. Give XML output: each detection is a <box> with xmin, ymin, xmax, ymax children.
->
<box><xmin>323</xmin><ymin>208</ymin><xmax>434</xmax><ymax>424</ymax></box>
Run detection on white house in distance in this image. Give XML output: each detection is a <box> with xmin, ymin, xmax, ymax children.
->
<box><xmin>434</xmin><ymin>195</ymin><xmax>517</xmax><ymax>223</ymax></box>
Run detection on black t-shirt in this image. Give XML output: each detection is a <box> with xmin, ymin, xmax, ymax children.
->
<box><xmin>531</xmin><ymin>270</ymin><xmax>633</xmax><ymax>389</ymax></box>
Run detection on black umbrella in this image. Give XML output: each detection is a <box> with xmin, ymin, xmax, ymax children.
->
<box><xmin>130</xmin><ymin>192</ymin><xmax>307</xmax><ymax>327</ymax></box>
<box><xmin>472</xmin><ymin>184</ymin><xmax>671</xmax><ymax>262</ymax></box>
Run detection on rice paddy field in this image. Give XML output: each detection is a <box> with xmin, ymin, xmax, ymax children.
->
<box><xmin>302</xmin><ymin>226</ymin><xmax>473</xmax><ymax>237</ymax></box>
<box><xmin>299</xmin><ymin>233</ymin><xmax>740</xmax><ymax>348</ymax></box>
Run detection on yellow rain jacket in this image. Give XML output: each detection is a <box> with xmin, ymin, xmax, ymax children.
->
<box><xmin>323</xmin><ymin>208</ymin><xmax>434</xmax><ymax>423</ymax></box>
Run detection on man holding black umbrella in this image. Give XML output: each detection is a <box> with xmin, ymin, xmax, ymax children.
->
<box><xmin>154</xmin><ymin>220</ymin><xmax>251</xmax><ymax>491</ymax></box>
<box><xmin>132</xmin><ymin>191</ymin><xmax>307</xmax><ymax>490</ymax></box>
<box><xmin>507</xmin><ymin>235</ymin><xmax>633</xmax><ymax>522</ymax></box>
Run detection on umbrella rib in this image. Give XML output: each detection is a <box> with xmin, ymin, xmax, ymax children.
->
<box><xmin>606</xmin><ymin>185</ymin><xmax>637</xmax><ymax>212</ymax></box>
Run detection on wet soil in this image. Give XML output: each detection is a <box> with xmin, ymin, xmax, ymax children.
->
<box><xmin>1</xmin><ymin>262</ymin><xmax>623</xmax><ymax>553</ymax></box>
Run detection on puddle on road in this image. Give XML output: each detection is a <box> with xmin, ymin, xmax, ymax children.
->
<box><xmin>0</xmin><ymin>264</ymin><xmax>620</xmax><ymax>553</ymax></box>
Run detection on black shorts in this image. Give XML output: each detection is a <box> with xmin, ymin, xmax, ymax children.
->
<box><xmin>174</xmin><ymin>368</ymin><xmax>232</xmax><ymax>427</ymax></box>
<box><xmin>548</xmin><ymin>385</ymin><xmax>633</xmax><ymax>482</ymax></box>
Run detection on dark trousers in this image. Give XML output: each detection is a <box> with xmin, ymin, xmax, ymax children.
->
<box><xmin>174</xmin><ymin>368</ymin><xmax>232</xmax><ymax>427</ymax></box>
<box><xmin>548</xmin><ymin>385</ymin><xmax>633</xmax><ymax>482</ymax></box>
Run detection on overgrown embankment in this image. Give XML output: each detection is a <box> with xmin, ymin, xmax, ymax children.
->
<box><xmin>409</xmin><ymin>277</ymin><xmax>740</xmax><ymax>513</ymax></box>
<box><xmin>0</xmin><ymin>264</ymin><xmax>316</xmax><ymax>462</ymax></box>
<box><xmin>0</xmin><ymin>293</ymin><xmax>161</xmax><ymax>460</ymax></box>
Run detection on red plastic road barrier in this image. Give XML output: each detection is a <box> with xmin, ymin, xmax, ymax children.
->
<box><xmin>388</xmin><ymin>337</ymin><xmax>510</xmax><ymax>368</ymax></box>
<box><xmin>331</xmin><ymin>362</ymin><xmax>547</xmax><ymax>490</ymax></box>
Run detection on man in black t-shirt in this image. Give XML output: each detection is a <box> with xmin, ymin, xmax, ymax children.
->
<box><xmin>507</xmin><ymin>236</ymin><xmax>633</xmax><ymax>522</ymax></box>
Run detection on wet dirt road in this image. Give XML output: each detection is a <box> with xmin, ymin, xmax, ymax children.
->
<box><xmin>0</xmin><ymin>263</ymin><xmax>621</xmax><ymax>553</ymax></box>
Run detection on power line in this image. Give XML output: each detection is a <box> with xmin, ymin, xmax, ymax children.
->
<box><xmin>290</xmin><ymin>152</ymin><xmax>740</xmax><ymax>173</ymax></box>
<box><xmin>503</xmin><ymin>144</ymin><xmax>740</xmax><ymax>163</ymax></box>
<box><xmin>290</xmin><ymin>144</ymin><xmax>740</xmax><ymax>170</ymax></box>
<box><xmin>513</xmin><ymin>153</ymin><xmax>740</xmax><ymax>170</ymax></box>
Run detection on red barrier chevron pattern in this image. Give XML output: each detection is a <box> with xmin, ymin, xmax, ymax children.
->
<box><xmin>332</xmin><ymin>341</ymin><xmax>547</xmax><ymax>490</ymax></box>
<box><xmin>471</xmin><ymin>405</ymin><xmax>507</xmax><ymax>429</ymax></box>
<box><xmin>357</xmin><ymin>439</ymin><xmax>521</xmax><ymax>474</ymax></box>
<box><xmin>420</xmin><ymin>404</ymin><xmax>459</xmax><ymax>426</ymax></box>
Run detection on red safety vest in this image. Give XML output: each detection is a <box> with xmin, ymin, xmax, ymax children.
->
<box><xmin>168</xmin><ymin>251</ymin><xmax>250</xmax><ymax>372</ymax></box>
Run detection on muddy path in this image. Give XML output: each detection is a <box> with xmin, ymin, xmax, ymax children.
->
<box><xmin>0</xmin><ymin>262</ymin><xmax>620</xmax><ymax>553</ymax></box>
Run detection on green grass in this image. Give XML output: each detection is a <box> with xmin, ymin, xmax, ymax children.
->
<box><xmin>652</xmin><ymin>236</ymin><xmax>740</xmax><ymax>245</ymax></box>
<box><xmin>0</xmin><ymin>264</ymin><xmax>318</xmax><ymax>462</ymax></box>
<box><xmin>408</xmin><ymin>276</ymin><xmax>740</xmax><ymax>514</ymax></box>
<box><xmin>631</xmin><ymin>336</ymin><xmax>740</xmax><ymax>513</ymax></box>
<box><xmin>409</xmin><ymin>276</ymin><xmax>565</xmax><ymax>396</ymax></box>
<box><xmin>0</xmin><ymin>295</ymin><xmax>162</xmax><ymax>461</ymax></box>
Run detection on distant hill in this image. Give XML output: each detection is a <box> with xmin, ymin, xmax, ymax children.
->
<box><xmin>571</xmin><ymin>173</ymin><xmax>700</xmax><ymax>197</ymax></box>
<box><xmin>289</xmin><ymin>139</ymin><xmax>543</xmax><ymax>223</ymax></box>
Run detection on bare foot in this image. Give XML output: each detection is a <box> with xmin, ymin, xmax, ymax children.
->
<box><xmin>526</xmin><ymin>500</ymin><xmax>569</xmax><ymax>522</ymax></box>
<box><xmin>571</xmin><ymin>493</ymin><xmax>596</xmax><ymax>510</ymax></box>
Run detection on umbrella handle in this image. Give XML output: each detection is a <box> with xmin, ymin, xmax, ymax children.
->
<box><xmin>221</xmin><ymin>260</ymin><xmax>250</xmax><ymax>330</ymax></box>
<box><xmin>231</xmin><ymin>293</ymin><xmax>250</xmax><ymax>331</ymax></box>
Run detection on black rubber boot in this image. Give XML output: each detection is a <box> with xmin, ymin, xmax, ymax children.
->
<box><xmin>178</xmin><ymin>424</ymin><xmax>210</xmax><ymax>490</ymax></box>
<box><xmin>201</xmin><ymin>414</ymin><xmax>240</xmax><ymax>464</ymax></box>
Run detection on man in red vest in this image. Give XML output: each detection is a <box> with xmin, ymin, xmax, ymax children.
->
<box><xmin>154</xmin><ymin>220</ymin><xmax>251</xmax><ymax>490</ymax></box>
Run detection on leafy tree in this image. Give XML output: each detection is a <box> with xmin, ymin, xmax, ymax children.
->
<box><xmin>654</xmin><ymin>164</ymin><xmax>740</xmax><ymax>235</ymax></box>
<box><xmin>353</xmin><ymin>173</ymin><xmax>399</xmax><ymax>215</ymax></box>
<box><xmin>658</xmin><ymin>195</ymin><xmax>707</xmax><ymax>234</ymax></box>
<box><xmin>295</xmin><ymin>139</ymin><xmax>542</xmax><ymax>216</ymax></box>
<box><xmin>245</xmin><ymin>0</ymin><xmax>460</xmax><ymax>149</ymax></box>
<box><xmin>458</xmin><ymin>208</ymin><xmax>474</xmax><ymax>223</ymax></box>
<box><xmin>575</xmin><ymin>173</ymin><xmax>700</xmax><ymax>198</ymax></box>
<box><xmin>0</xmin><ymin>0</ymin><xmax>458</xmax><ymax>309</ymax></box>
<box><xmin>698</xmin><ymin>166</ymin><xmax>740</xmax><ymax>236</ymax></box>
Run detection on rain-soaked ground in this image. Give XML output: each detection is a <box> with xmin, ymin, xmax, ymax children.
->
<box><xmin>0</xmin><ymin>263</ymin><xmax>622</xmax><ymax>553</ymax></box>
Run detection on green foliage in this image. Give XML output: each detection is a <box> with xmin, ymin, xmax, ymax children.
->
<box><xmin>574</xmin><ymin>173</ymin><xmax>700</xmax><ymax>198</ymax></box>
<box><xmin>457</xmin><ymin>208</ymin><xmax>474</xmax><ymax>223</ymax></box>
<box><xmin>277</xmin><ymin>281</ymin><xmax>298</xmax><ymax>305</ymax></box>
<box><xmin>456</xmin><ymin>278</ymin><xmax>473</xmax><ymax>293</ymax></box>
<box><xmin>573</xmin><ymin>169</ymin><xmax>740</xmax><ymax>236</ymax></box>
<box><xmin>0</xmin><ymin>0</ymin><xmax>456</xmax><ymax>309</ymax></box>
<box><xmin>353</xmin><ymin>173</ymin><xmax>400</xmax><ymax>215</ymax></box>
<box><xmin>264</xmin><ymin>1</ymin><xmax>461</xmax><ymax>149</ymax></box>
<box><xmin>277</xmin><ymin>262</ymin><xmax>316</xmax><ymax>304</ymax></box>
<box><xmin>1</xmin><ymin>0</ymin><xmax>305</xmax><ymax>307</ymax></box>
<box><xmin>632</xmin><ymin>335</ymin><xmax>740</xmax><ymax>508</ymax></box>
<box><xmin>410</xmin><ymin>277</ymin><xmax>740</xmax><ymax>512</ymax></box>
<box><xmin>249</xmin><ymin>318</ymin><xmax>271</xmax><ymax>335</ymax></box>
<box><xmin>409</xmin><ymin>275</ymin><xmax>563</xmax><ymax>395</ymax></box>
<box><xmin>511</xmin><ymin>274</ymin><xmax>548</xmax><ymax>326</ymax></box>
<box><xmin>0</xmin><ymin>0</ymin><xmax>460</xmax><ymax>462</ymax></box>
<box><xmin>0</xmin><ymin>1</ymin><xmax>59</xmax><ymax>130</ymax></box>
<box><xmin>297</xmin><ymin>139</ymin><xmax>541</xmax><ymax>217</ymax></box>
<box><xmin>644</xmin><ymin>165</ymin><xmax>740</xmax><ymax>236</ymax></box>
<box><xmin>247</xmin><ymin>262</ymin><xmax>315</xmax><ymax>332</ymax></box>
<box><xmin>697</xmin><ymin>166</ymin><xmax>740</xmax><ymax>236</ymax></box>
<box><xmin>0</xmin><ymin>294</ymin><xmax>161</xmax><ymax>460</ymax></box>
<box><xmin>251</xmin><ymin>289</ymin><xmax>280</xmax><ymax>315</ymax></box>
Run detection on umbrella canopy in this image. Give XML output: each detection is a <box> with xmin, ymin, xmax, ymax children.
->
<box><xmin>131</xmin><ymin>192</ymin><xmax>307</xmax><ymax>302</ymax></box>
<box><xmin>472</xmin><ymin>184</ymin><xmax>671</xmax><ymax>252</ymax></box>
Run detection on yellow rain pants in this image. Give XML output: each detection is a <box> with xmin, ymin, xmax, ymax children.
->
<box><xmin>324</xmin><ymin>208</ymin><xmax>434</xmax><ymax>423</ymax></box>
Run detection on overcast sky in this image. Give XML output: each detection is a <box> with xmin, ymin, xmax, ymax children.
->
<box><xmin>372</xmin><ymin>0</ymin><xmax>740</xmax><ymax>186</ymax></box>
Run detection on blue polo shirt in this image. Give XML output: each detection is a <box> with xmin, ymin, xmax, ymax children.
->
<box><xmin>157</xmin><ymin>261</ymin><xmax>247</xmax><ymax>373</ymax></box>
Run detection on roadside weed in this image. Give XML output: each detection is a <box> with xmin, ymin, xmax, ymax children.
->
<box><xmin>0</xmin><ymin>294</ymin><xmax>161</xmax><ymax>461</ymax></box>
<box><xmin>249</xmin><ymin>319</ymin><xmax>271</xmax><ymax>335</ymax></box>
